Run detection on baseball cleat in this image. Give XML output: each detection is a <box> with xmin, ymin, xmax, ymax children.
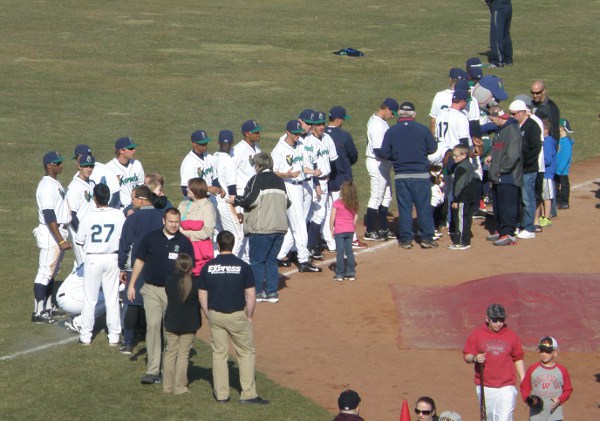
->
<box><xmin>309</xmin><ymin>247</ymin><xmax>324</xmax><ymax>260</ymax></box>
<box><xmin>364</xmin><ymin>231</ymin><xmax>385</xmax><ymax>242</ymax></box>
<box><xmin>31</xmin><ymin>311</ymin><xmax>57</xmax><ymax>324</ymax></box>
<box><xmin>298</xmin><ymin>262</ymin><xmax>322</xmax><ymax>273</ymax></box>
<box><xmin>63</xmin><ymin>316</ymin><xmax>82</xmax><ymax>334</ymax></box>
<box><xmin>47</xmin><ymin>305</ymin><xmax>67</xmax><ymax>318</ymax></box>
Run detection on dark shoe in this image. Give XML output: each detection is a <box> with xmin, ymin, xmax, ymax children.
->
<box><xmin>299</xmin><ymin>262</ymin><xmax>322</xmax><ymax>273</ymax></box>
<box><xmin>265</xmin><ymin>292</ymin><xmax>279</xmax><ymax>303</ymax></box>
<box><xmin>379</xmin><ymin>229</ymin><xmax>397</xmax><ymax>240</ymax></box>
<box><xmin>47</xmin><ymin>305</ymin><xmax>67</xmax><ymax>317</ymax></box>
<box><xmin>364</xmin><ymin>231</ymin><xmax>385</xmax><ymax>241</ymax></box>
<box><xmin>309</xmin><ymin>247</ymin><xmax>324</xmax><ymax>260</ymax></box>
<box><xmin>559</xmin><ymin>203</ymin><xmax>570</xmax><ymax>209</ymax></box>
<box><xmin>240</xmin><ymin>397</ymin><xmax>269</xmax><ymax>405</ymax></box>
<box><xmin>141</xmin><ymin>374</ymin><xmax>161</xmax><ymax>384</ymax></box>
<box><xmin>214</xmin><ymin>395</ymin><xmax>230</xmax><ymax>404</ymax></box>
<box><xmin>32</xmin><ymin>311</ymin><xmax>57</xmax><ymax>324</ymax></box>
<box><xmin>256</xmin><ymin>291</ymin><xmax>268</xmax><ymax>302</ymax></box>
<box><xmin>420</xmin><ymin>240</ymin><xmax>438</xmax><ymax>249</ymax></box>
<box><xmin>399</xmin><ymin>242</ymin><xmax>413</xmax><ymax>249</ymax></box>
<box><xmin>277</xmin><ymin>258</ymin><xmax>291</xmax><ymax>267</ymax></box>
<box><xmin>119</xmin><ymin>344</ymin><xmax>133</xmax><ymax>355</ymax></box>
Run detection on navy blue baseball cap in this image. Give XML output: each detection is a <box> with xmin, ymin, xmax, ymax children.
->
<box><xmin>72</xmin><ymin>144</ymin><xmax>91</xmax><ymax>159</ymax></box>
<box><xmin>286</xmin><ymin>120</ymin><xmax>305</xmax><ymax>135</ymax></box>
<box><xmin>298</xmin><ymin>108</ymin><xmax>315</xmax><ymax>123</ymax></box>
<box><xmin>329</xmin><ymin>106</ymin><xmax>350</xmax><ymax>120</ymax></box>
<box><xmin>241</xmin><ymin>120</ymin><xmax>262</xmax><ymax>134</ymax></box>
<box><xmin>560</xmin><ymin>118</ymin><xmax>574</xmax><ymax>133</ymax></box>
<box><xmin>399</xmin><ymin>101</ymin><xmax>416</xmax><ymax>112</ymax></box>
<box><xmin>479</xmin><ymin>75</ymin><xmax>508</xmax><ymax>101</ymax></box>
<box><xmin>383</xmin><ymin>97</ymin><xmax>400</xmax><ymax>116</ymax></box>
<box><xmin>466</xmin><ymin>57</ymin><xmax>483</xmax><ymax>79</ymax></box>
<box><xmin>455</xmin><ymin>80</ymin><xmax>470</xmax><ymax>92</ymax></box>
<box><xmin>218</xmin><ymin>130</ymin><xmax>234</xmax><ymax>143</ymax></box>
<box><xmin>77</xmin><ymin>153</ymin><xmax>96</xmax><ymax>167</ymax></box>
<box><xmin>449</xmin><ymin>67</ymin><xmax>469</xmax><ymax>81</ymax></box>
<box><xmin>312</xmin><ymin>111</ymin><xmax>327</xmax><ymax>124</ymax></box>
<box><xmin>453</xmin><ymin>89</ymin><xmax>470</xmax><ymax>102</ymax></box>
<box><xmin>43</xmin><ymin>151</ymin><xmax>64</xmax><ymax>166</ymax></box>
<box><xmin>191</xmin><ymin>130</ymin><xmax>211</xmax><ymax>144</ymax></box>
<box><xmin>115</xmin><ymin>136</ymin><xmax>138</xmax><ymax>150</ymax></box>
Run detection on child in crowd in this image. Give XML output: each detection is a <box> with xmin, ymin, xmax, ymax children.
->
<box><xmin>145</xmin><ymin>172</ymin><xmax>173</xmax><ymax>210</ymax></box>
<box><xmin>520</xmin><ymin>336</ymin><xmax>573</xmax><ymax>421</ymax></box>
<box><xmin>163</xmin><ymin>253</ymin><xmax>201</xmax><ymax>395</ymax></box>
<box><xmin>540</xmin><ymin>119</ymin><xmax>557</xmax><ymax>227</ymax></box>
<box><xmin>430</xmin><ymin>164</ymin><xmax>445</xmax><ymax>240</ymax></box>
<box><xmin>330</xmin><ymin>181</ymin><xmax>359</xmax><ymax>281</ymax></box>
<box><xmin>178</xmin><ymin>177</ymin><xmax>216</xmax><ymax>276</ymax></box>
<box><xmin>555</xmin><ymin>119</ymin><xmax>574</xmax><ymax>210</ymax></box>
<box><xmin>448</xmin><ymin>145</ymin><xmax>481</xmax><ymax>250</ymax></box>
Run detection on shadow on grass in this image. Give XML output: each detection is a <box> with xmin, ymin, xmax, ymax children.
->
<box><xmin>188</xmin><ymin>360</ymin><xmax>243</xmax><ymax>395</ymax></box>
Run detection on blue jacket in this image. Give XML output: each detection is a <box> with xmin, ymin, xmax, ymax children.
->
<box><xmin>543</xmin><ymin>135</ymin><xmax>557</xmax><ymax>179</ymax></box>
<box><xmin>378</xmin><ymin>118</ymin><xmax>437</xmax><ymax>174</ymax></box>
<box><xmin>555</xmin><ymin>136</ymin><xmax>573</xmax><ymax>175</ymax></box>
<box><xmin>325</xmin><ymin>125</ymin><xmax>358</xmax><ymax>191</ymax></box>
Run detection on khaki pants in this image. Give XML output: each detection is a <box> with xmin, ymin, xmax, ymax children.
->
<box><xmin>209</xmin><ymin>310</ymin><xmax>257</xmax><ymax>400</ymax></box>
<box><xmin>140</xmin><ymin>284</ymin><xmax>167</xmax><ymax>376</ymax></box>
<box><xmin>163</xmin><ymin>331</ymin><xmax>195</xmax><ymax>394</ymax></box>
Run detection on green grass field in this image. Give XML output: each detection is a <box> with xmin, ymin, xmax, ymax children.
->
<box><xmin>1</xmin><ymin>0</ymin><xmax>599</xmax><ymax>419</ymax></box>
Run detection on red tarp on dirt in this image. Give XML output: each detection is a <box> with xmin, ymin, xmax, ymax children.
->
<box><xmin>390</xmin><ymin>273</ymin><xmax>600</xmax><ymax>352</ymax></box>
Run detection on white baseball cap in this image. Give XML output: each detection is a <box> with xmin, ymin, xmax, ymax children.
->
<box><xmin>509</xmin><ymin>99</ymin><xmax>529</xmax><ymax>112</ymax></box>
<box><xmin>438</xmin><ymin>411</ymin><xmax>462</xmax><ymax>421</ymax></box>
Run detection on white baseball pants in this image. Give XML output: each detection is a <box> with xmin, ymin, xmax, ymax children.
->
<box><xmin>277</xmin><ymin>182</ymin><xmax>310</xmax><ymax>263</ymax></box>
<box><xmin>33</xmin><ymin>224</ymin><xmax>67</xmax><ymax>286</ymax></box>
<box><xmin>476</xmin><ymin>385</ymin><xmax>517</xmax><ymax>421</ymax></box>
<box><xmin>217</xmin><ymin>197</ymin><xmax>248</xmax><ymax>262</ymax></box>
<box><xmin>366</xmin><ymin>157</ymin><xmax>392</xmax><ymax>209</ymax></box>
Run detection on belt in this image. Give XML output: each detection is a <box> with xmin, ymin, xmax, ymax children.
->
<box><xmin>87</xmin><ymin>251</ymin><xmax>118</xmax><ymax>255</ymax></box>
<box><xmin>145</xmin><ymin>282</ymin><xmax>165</xmax><ymax>288</ymax></box>
<box><xmin>287</xmin><ymin>180</ymin><xmax>303</xmax><ymax>185</ymax></box>
<box><xmin>317</xmin><ymin>176</ymin><xmax>330</xmax><ymax>181</ymax></box>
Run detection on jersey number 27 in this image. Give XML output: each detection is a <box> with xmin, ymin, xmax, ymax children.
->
<box><xmin>91</xmin><ymin>224</ymin><xmax>115</xmax><ymax>243</ymax></box>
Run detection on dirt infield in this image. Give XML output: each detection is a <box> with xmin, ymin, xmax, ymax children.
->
<box><xmin>198</xmin><ymin>158</ymin><xmax>600</xmax><ymax>420</ymax></box>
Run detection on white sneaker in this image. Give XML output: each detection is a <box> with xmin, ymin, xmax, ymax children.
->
<box><xmin>517</xmin><ymin>230</ymin><xmax>536</xmax><ymax>239</ymax></box>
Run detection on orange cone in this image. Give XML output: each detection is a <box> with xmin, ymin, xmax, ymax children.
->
<box><xmin>399</xmin><ymin>399</ymin><xmax>412</xmax><ymax>421</ymax></box>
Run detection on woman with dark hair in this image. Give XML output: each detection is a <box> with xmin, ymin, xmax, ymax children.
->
<box><xmin>414</xmin><ymin>396</ymin><xmax>437</xmax><ymax>421</ymax></box>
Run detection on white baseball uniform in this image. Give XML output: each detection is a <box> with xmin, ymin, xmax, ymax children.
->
<box><xmin>66</xmin><ymin>175</ymin><xmax>96</xmax><ymax>268</ymax></box>
<box><xmin>429</xmin><ymin>107</ymin><xmax>472</xmax><ymax>165</ymax></box>
<box><xmin>106</xmin><ymin>158</ymin><xmax>144</xmax><ymax>208</ymax></box>
<box><xmin>34</xmin><ymin>176</ymin><xmax>71</xmax><ymax>291</ymax></box>
<box><xmin>89</xmin><ymin>162</ymin><xmax>120</xmax><ymax>201</ymax></box>
<box><xmin>272</xmin><ymin>135</ymin><xmax>310</xmax><ymax>264</ymax></box>
<box><xmin>56</xmin><ymin>264</ymin><xmax>106</xmax><ymax>330</ymax></box>
<box><xmin>232</xmin><ymin>140</ymin><xmax>261</xmax><ymax>196</ymax></box>
<box><xmin>365</xmin><ymin>114</ymin><xmax>392</xmax><ymax>209</ymax></box>
<box><xmin>75</xmin><ymin>207</ymin><xmax>125</xmax><ymax>344</ymax></box>
<box><xmin>212</xmin><ymin>150</ymin><xmax>248</xmax><ymax>261</ymax></box>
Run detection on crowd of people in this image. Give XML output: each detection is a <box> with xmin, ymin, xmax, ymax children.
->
<box><xmin>31</xmin><ymin>55</ymin><xmax>577</xmax><ymax>417</ymax></box>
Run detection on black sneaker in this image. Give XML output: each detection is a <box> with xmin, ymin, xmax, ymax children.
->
<box><xmin>309</xmin><ymin>247</ymin><xmax>324</xmax><ymax>260</ymax></box>
<box><xmin>119</xmin><ymin>344</ymin><xmax>133</xmax><ymax>354</ymax></box>
<box><xmin>256</xmin><ymin>291</ymin><xmax>268</xmax><ymax>302</ymax></box>
<box><xmin>379</xmin><ymin>229</ymin><xmax>397</xmax><ymax>240</ymax></box>
<box><xmin>364</xmin><ymin>231</ymin><xmax>384</xmax><ymax>241</ymax></box>
<box><xmin>277</xmin><ymin>258</ymin><xmax>291</xmax><ymax>267</ymax></box>
<box><xmin>240</xmin><ymin>397</ymin><xmax>269</xmax><ymax>405</ymax></box>
<box><xmin>31</xmin><ymin>311</ymin><xmax>56</xmax><ymax>324</ymax></box>
<box><xmin>265</xmin><ymin>292</ymin><xmax>279</xmax><ymax>303</ymax></box>
<box><xmin>299</xmin><ymin>262</ymin><xmax>322</xmax><ymax>272</ymax></box>
<box><xmin>47</xmin><ymin>305</ymin><xmax>67</xmax><ymax>317</ymax></box>
<box><xmin>399</xmin><ymin>242</ymin><xmax>413</xmax><ymax>249</ymax></box>
<box><xmin>420</xmin><ymin>240</ymin><xmax>438</xmax><ymax>249</ymax></box>
<box><xmin>141</xmin><ymin>374</ymin><xmax>161</xmax><ymax>384</ymax></box>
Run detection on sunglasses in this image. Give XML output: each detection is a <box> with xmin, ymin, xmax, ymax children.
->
<box><xmin>530</xmin><ymin>90</ymin><xmax>544</xmax><ymax>95</ymax></box>
<box><xmin>539</xmin><ymin>346</ymin><xmax>554</xmax><ymax>354</ymax></box>
<box><xmin>51</xmin><ymin>162</ymin><xmax>64</xmax><ymax>166</ymax></box>
<box><xmin>490</xmin><ymin>318</ymin><xmax>505</xmax><ymax>323</ymax></box>
<box><xmin>414</xmin><ymin>409</ymin><xmax>432</xmax><ymax>415</ymax></box>
<box><xmin>125</xmin><ymin>147</ymin><xmax>136</xmax><ymax>150</ymax></box>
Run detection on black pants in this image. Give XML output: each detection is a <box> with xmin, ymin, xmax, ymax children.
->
<box><xmin>555</xmin><ymin>174</ymin><xmax>570</xmax><ymax>206</ymax></box>
<box><xmin>492</xmin><ymin>183</ymin><xmax>520</xmax><ymax>236</ymax></box>
<box><xmin>451</xmin><ymin>201</ymin><xmax>476</xmax><ymax>245</ymax></box>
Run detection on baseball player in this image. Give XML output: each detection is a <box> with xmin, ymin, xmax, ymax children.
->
<box><xmin>66</xmin><ymin>154</ymin><xmax>96</xmax><ymax>269</ymax></box>
<box><xmin>72</xmin><ymin>144</ymin><xmax>120</xmax><ymax>208</ymax></box>
<box><xmin>429</xmin><ymin>68</ymin><xmax>470</xmax><ymax>134</ymax></box>
<box><xmin>232</xmin><ymin>120</ymin><xmax>262</xmax><ymax>197</ymax></box>
<box><xmin>106</xmin><ymin>136</ymin><xmax>145</xmax><ymax>209</ymax></box>
<box><xmin>305</xmin><ymin>111</ymin><xmax>338</xmax><ymax>259</ymax></box>
<box><xmin>212</xmin><ymin>129</ymin><xmax>248</xmax><ymax>261</ymax></box>
<box><xmin>32</xmin><ymin>151</ymin><xmax>72</xmax><ymax>324</ymax></box>
<box><xmin>75</xmin><ymin>183</ymin><xmax>126</xmax><ymax>345</ymax></box>
<box><xmin>57</xmin><ymin>264</ymin><xmax>106</xmax><ymax>334</ymax></box>
<box><xmin>365</xmin><ymin>98</ymin><xmax>399</xmax><ymax>241</ymax></box>
<box><xmin>272</xmin><ymin>120</ymin><xmax>321</xmax><ymax>272</ymax></box>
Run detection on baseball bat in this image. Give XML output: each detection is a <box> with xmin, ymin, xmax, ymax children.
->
<box><xmin>479</xmin><ymin>356</ymin><xmax>487</xmax><ymax>421</ymax></box>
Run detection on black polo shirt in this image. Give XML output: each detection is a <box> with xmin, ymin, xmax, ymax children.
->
<box><xmin>135</xmin><ymin>228</ymin><xmax>195</xmax><ymax>287</ymax></box>
<box><xmin>199</xmin><ymin>254</ymin><xmax>255</xmax><ymax>313</ymax></box>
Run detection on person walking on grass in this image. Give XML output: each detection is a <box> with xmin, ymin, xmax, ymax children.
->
<box><xmin>330</xmin><ymin>181</ymin><xmax>359</xmax><ymax>281</ymax></box>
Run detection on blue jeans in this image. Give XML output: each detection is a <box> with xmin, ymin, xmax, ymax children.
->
<box><xmin>395</xmin><ymin>177</ymin><xmax>434</xmax><ymax>242</ymax></box>
<box><xmin>334</xmin><ymin>233</ymin><xmax>355</xmax><ymax>277</ymax></box>
<box><xmin>489</xmin><ymin>2</ymin><xmax>513</xmax><ymax>65</ymax></box>
<box><xmin>521</xmin><ymin>172</ymin><xmax>537</xmax><ymax>232</ymax></box>
<box><xmin>249</xmin><ymin>233</ymin><xmax>284</xmax><ymax>294</ymax></box>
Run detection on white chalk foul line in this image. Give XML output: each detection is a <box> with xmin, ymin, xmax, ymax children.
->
<box><xmin>0</xmin><ymin>336</ymin><xmax>77</xmax><ymax>361</ymax></box>
<box><xmin>571</xmin><ymin>178</ymin><xmax>600</xmax><ymax>191</ymax></box>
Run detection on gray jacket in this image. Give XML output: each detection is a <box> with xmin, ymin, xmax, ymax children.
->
<box><xmin>489</xmin><ymin>119</ymin><xmax>523</xmax><ymax>187</ymax></box>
